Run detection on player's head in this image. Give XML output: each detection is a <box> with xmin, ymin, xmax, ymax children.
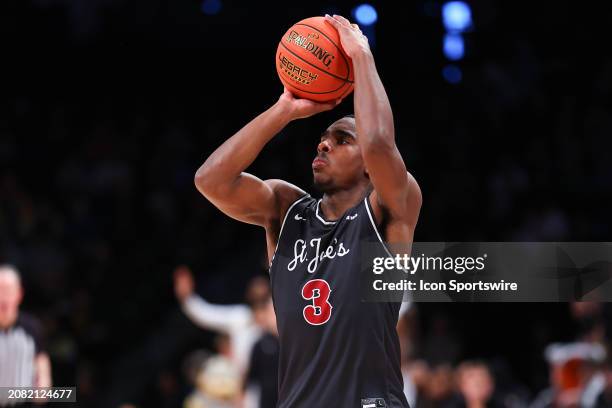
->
<box><xmin>0</xmin><ymin>264</ymin><xmax>23</xmax><ymax>328</ymax></box>
<box><xmin>313</xmin><ymin>114</ymin><xmax>370</xmax><ymax>193</ymax></box>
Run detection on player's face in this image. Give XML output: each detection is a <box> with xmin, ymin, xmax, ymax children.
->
<box><xmin>313</xmin><ymin>117</ymin><xmax>367</xmax><ymax>191</ymax></box>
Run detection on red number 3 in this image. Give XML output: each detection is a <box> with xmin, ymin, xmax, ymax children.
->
<box><xmin>302</xmin><ymin>279</ymin><xmax>332</xmax><ymax>325</ymax></box>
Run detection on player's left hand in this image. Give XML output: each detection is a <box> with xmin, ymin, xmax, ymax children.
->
<box><xmin>324</xmin><ymin>14</ymin><xmax>371</xmax><ymax>58</ymax></box>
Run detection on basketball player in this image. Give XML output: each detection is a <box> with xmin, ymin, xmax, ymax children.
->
<box><xmin>194</xmin><ymin>14</ymin><xmax>421</xmax><ymax>407</ymax></box>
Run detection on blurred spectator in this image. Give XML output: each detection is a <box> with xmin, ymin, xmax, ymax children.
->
<box><xmin>453</xmin><ymin>361</ymin><xmax>504</xmax><ymax>408</ymax></box>
<box><xmin>591</xmin><ymin>354</ymin><xmax>612</xmax><ymax>407</ymax></box>
<box><xmin>0</xmin><ymin>264</ymin><xmax>52</xmax><ymax>405</ymax></box>
<box><xmin>418</xmin><ymin>363</ymin><xmax>455</xmax><ymax>408</ymax></box>
<box><xmin>403</xmin><ymin>360</ymin><xmax>430</xmax><ymax>408</ymax></box>
<box><xmin>569</xmin><ymin>302</ymin><xmax>606</xmax><ymax>344</ymax></box>
<box><xmin>174</xmin><ymin>266</ymin><xmax>276</xmax><ymax>407</ymax></box>
<box><xmin>531</xmin><ymin>342</ymin><xmax>607</xmax><ymax>408</ymax></box>
<box><xmin>174</xmin><ymin>265</ymin><xmax>268</xmax><ymax>374</ymax></box>
<box><xmin>245</xmin><ymin>297</ymin><xmax>279</xmax><ymax>408</ymax></box>
<box><xmin>184</xmin><ymin>354</ymin><xmax>242</xmax><ymax>408</ymax></box>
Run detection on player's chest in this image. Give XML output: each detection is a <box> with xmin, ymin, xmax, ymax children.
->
<box><xmin>282</xmin><ymin>221</ymin><xmax>362</xmax><ymax>275</ymax></box>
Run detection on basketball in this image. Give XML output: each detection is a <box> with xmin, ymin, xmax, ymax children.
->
<box><xmin>276</xmin><ymin>16</ymin><xmax>354</xmax><ymax>102</ymax></box>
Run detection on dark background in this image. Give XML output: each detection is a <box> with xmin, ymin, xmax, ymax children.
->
<box><xmin>1</xmin><ymin>0</ymin><xmax>611</xmax><ymax>406</ymax></box>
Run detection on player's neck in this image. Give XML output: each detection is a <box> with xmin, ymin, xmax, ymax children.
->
<box><xmin>320</xmin><ymin>185</ymin><xmax>370</xmax><ymax>221</ymax></box>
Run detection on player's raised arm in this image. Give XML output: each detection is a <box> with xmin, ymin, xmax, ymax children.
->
<box><xmin>325</xmin><ymin>14</ymin><xmax>422</xmax><ymax>234</ymax></box>
<box><xmin>194</xmin><ymin>90</ymin><xmax>338</xmax><ymax>227</ymax></box>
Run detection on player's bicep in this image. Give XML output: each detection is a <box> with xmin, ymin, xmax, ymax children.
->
<box><xmin>201</xmin><ymin>172</ymin><xmax>278</xmax><ymax>226</ymax></box>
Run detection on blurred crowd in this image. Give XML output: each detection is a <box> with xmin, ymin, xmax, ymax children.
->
<box><xmin>397</xmin><ymin>302</ymin><xmax>612</xmax><ymax>408</ymax></box>
<box><xmin>2</xmin><ymin>0</ymin><xmax>612</xmax><ymax>407</ymax></box>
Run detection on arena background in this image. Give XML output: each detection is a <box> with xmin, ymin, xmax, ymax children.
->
<box><xmin>2</xmin><ymin>0</ymin><xmax>612</xmax><ymax>406</ymax></box>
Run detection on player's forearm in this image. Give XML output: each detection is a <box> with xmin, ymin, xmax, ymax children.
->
<box><xmin>195</xmin><ymin>102</ymin><xmax>292</xmax><ymax>191</ymax></box>
<box><xmin>352</xmin><ymin>49</ymin><xmax>395</xmax><ymax>151</ymax></box>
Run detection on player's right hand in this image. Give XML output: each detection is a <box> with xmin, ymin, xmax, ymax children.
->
<box><xmin>278</xmin><ymin>87</ymin><xmax>340</xmax><ymax>120</ymax></box>
<box><xmin>173</xmin><ymin>265</ymin><xmax>195</xmax><ymax>302</ymax></box>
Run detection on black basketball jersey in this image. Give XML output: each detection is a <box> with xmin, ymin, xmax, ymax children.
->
<box><xmin>269</xmin><ymin>194</ymin><xmax>409</xmax><ymax>408</ymax></box>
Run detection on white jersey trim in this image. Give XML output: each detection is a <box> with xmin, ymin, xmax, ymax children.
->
<box><xmin>364</xmin><ymin>196</ymin><xmax>413</xmax><ymax>305</ymax></box>
<box><xmin>315</xmin><ymin>199</ymin><xmax>337</xmax><ymax>225</ymax></box>
<box><xmin>363</xmin><ymin>196</ymin><xmax>394</xmax><ymax>258</ymax></box>
<box><xmin>268</xmin><ymin>194</ymin><xmax>311</xmax><ymax>272</ymax></box>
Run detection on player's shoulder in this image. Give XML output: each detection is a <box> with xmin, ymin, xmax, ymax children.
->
<box><xmin>264</xmin><ymin>179</ymin><xmax>308</xmax><ymax>209</ymax></box>
<box><xmin>263</xmin><ymin>179</ymin><xmax>309</xmax><ymax>225</ymax></box>
<box><xmin>264</xmin><ymin>179</ymin><xmax>305</xmax><ymax>193</ymax></box>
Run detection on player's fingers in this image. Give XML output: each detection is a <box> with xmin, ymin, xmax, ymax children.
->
<box><xmin>324</xmin><ymin>14</ymin><xmax>340</xmax><ymax>28</ymax></box>
<box><xmin>333</xmin><ymin>14</ymin><xmax>352</xmax><ymax>27</ymax></box>
<box><xmin>352</xmin><ymin>23</ymin><xmax>361</xmax><ymax>32</ymax></box>
<box><xmin>328</xmin><ymin>14</ymin><xmax>350</xmax><ymax>30</ymax></box>
<box><xmin>319</xmin><ymin>101</ymin><xmax>338</xmax><ymax>111</ymax></box>
<box><xmin>312</xmin><ymin>99</ymin><xmax>338</xmax><ymax>113</ymax></box>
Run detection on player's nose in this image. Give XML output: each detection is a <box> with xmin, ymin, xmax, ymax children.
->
<box><xmin>317</xmin><ymin>139</ymin><xmax>332</xmax><ymax>153</ymax></box>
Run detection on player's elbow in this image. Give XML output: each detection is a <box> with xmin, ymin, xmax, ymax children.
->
<box><xmin>194</xmin><ymin>163</ymin><xmax>217</xmax><ymax>197</ymax></box>
<box><xmin>194</xmin><ymin>168</ymin><xmax>208</xmax><ymax>193</ymax></box>
<box><xmin>194</xmin><ymin>163</ymin><xmax>238</xmax><ymax>203</ymax></box>
<box><xmin>404</xmin><ymin>174</ymin><xmax>423</xmax><ymax>220</ymax></box>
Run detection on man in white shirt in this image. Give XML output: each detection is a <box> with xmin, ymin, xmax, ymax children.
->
<box><xmin>174</xmin><ymin>266</ymin><xmax>274</xmax><ymax>407</ymax></box>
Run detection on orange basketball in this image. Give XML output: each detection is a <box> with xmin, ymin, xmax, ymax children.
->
<box><xmin>276</xmin><ymin>16</ymin><xmax>354</xmax><ymax>102</ymax></box>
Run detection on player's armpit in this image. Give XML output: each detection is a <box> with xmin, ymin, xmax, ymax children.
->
<box><xmin>368</xmin><ymin>168</ymin><xmax>422</xmax><ymax>239</ymax></box>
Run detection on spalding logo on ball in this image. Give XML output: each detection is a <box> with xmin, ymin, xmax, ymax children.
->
<box><xmin>276</xmin><ymin>16</ymin><xmax>354</xmax><ymax>102</ymax></box>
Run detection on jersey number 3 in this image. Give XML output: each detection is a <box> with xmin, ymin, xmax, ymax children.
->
<box><xmin>302</xmin><ymin>279</ymin><xmax>332</xmax><ymax>325</ymax></box>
